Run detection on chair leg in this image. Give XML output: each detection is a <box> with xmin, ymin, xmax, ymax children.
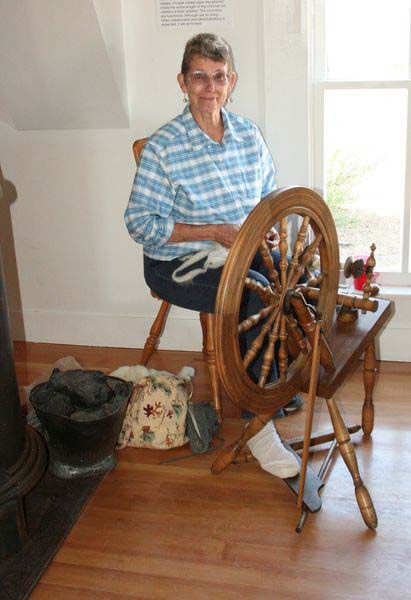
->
<box><xmin>141</xmin><ymin>300</ymin><xmax>171</xmax><ymax>366</ymax></box>
<box><xmin>199</xmin><ymin>312</ymin><xmax>223</xmax><ymax>423</ymax></box>
<box><xmin>362</xmin><ymin>341</ymin><xmax>376</xmax><ymax>434</ymax></box>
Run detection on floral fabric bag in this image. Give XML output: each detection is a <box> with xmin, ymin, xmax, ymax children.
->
<box><xmin>113</xmin><ymin>366</ymin><xmax>194</xmax><ymax>450</ymax></box>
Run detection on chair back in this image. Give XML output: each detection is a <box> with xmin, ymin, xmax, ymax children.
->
<box><xmin>133</xmin><ymin>138</ymin><xmax>148</xmax><ymax>165</ymax></box>
<box><xmin>130</xmin><ymin>142</ymin><xmax>222</xmax><ymax>421</ymax></box>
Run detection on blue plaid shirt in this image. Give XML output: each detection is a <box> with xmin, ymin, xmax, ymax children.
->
<box><xmin>125</xmin><ymin>105</ymin><xmax>276</xmax><ymax>260</ymax></box>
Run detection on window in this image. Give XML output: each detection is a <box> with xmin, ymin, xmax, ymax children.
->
<box><xmin>310</xmin><ymin>0</ymin><xmax>411</xmax><ymax>285</ymax></box>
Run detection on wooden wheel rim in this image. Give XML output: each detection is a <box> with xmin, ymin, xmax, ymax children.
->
<box><xmin>214</xmin><ymin>187</ymin><xmax>340</xmax><ymax>414</ymax></box>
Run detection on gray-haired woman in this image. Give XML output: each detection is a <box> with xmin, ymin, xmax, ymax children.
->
<box><xmin>125</xmin><ymin>33</ymin><xmax>301</xmax><ymax>478</ymax></box>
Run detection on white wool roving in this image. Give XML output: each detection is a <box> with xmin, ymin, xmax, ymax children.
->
<box><xmin>110</xmin><ymin>365</ymin><xmax>150</xmax><ymax>383</ymax></box>
<box><xmin>110</xmin><ymin>364</ymin><xmax>195</xmax><ymax>384</ymax></box>
<box><xmin>172</xmin><ymin>243</ymin><xmax>229</xmax><ymax>283</ymax></box>
<box><xmin>177</xmin><ymin>366</ymin><xmax>195</xmax><ymax>380</ymax></box>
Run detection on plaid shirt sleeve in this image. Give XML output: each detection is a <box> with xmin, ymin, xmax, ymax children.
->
<box><xmin>124</xmin><ymin>143</ymin><xmax>176</xmax><ymax>248</ymax></box>
<box><xmin>257</xmin><ymin>129</ymin><xmax>277</xmax><ymax>198</ymax></box>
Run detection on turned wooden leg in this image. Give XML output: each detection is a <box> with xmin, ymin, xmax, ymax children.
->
<box><xmin>362</xmin><ymin>341</ymin><xmax>377</xmax><ymax>434</ymax></box>
<box><xmin>140</xmin><ymin>300</ymin><xmax>171</xmax><ymax>366</ymax></box>
<box><xmin>326</xmin><ymin>397</ymin><xmax>378</xmax><ymax>529</ymax></box>
<box><xmin>297</xmin><ymin>321</ymin><xmax>322</xmax><ymax>513</ymax></box>
<box><xmin>200</xmin><ymin>312</ymin><xmax>223</xmax><ymax>423</ymax></box>
<box><xmin>211</xmin><ymin>413</ymin><xmax>272</xmax><ymax>475</ymax></box>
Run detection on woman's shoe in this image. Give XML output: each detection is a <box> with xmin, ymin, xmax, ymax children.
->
<box><xmin>247</xmin><ymin>421</ymin><xmax>300</xmax><ymax>479</ymax></box>
<box><xmin>283</xmin><ymin>394</ymin><xmax>304</xmax><ymax>414</ymax></box>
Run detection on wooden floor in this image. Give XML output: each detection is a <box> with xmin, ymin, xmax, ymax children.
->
<box><xmin>14</xmin><ymin>342</ymin><xmax>411</xmax><ymax>600</ymax></box>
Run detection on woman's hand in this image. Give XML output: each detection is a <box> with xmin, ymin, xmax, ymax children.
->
<box><xmin>168</xmin><ymin>222</ymin><xmax>240</xmax><ymax>247</ymax></box>
<box><xmin>212</xmin><ymin>224</ymin><xmax>241</xmax><ymax>247</ymax></box>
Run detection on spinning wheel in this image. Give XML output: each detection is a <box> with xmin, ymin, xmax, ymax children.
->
<box><xmin>211</xmin><ymin>187</ymin><xmax>393</xmax><ymax>531</ymax></box>
<box><xmin>214</xmin><ymin>186</ymin><xmax>339</xmax><ymax>415</ymax></box>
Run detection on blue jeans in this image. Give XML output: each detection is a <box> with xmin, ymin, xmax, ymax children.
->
<box><xmin>144</xmin><ymin>252</ymin><xmax>272</xmax><ymax>313</ymax></box>
<box><xmin>144</xmin><ymin>250</ymin><xmax>283</xmax><ymax>384</ymax></box>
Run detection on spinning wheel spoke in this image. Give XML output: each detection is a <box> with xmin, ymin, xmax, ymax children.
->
<box><xmin>278</xmin><ymin>316</ymin><xmax>288</xmax><ymax>382</ymax></box>
<box><xmin>286</xmin><ymin>314</ymin><xmax>309</xmax><ymax>355</ymax></box>
<box><xmin>286</xmin><ymin>215</ymin><xmax>310</xmax><ymax>287</ymax></box>
<box><xmin>243</xmin><ymin>305</ymin><xmax>280</xmax><ymax>370</ymax></box>
<box><xmin>290</xmin><ymin>292</ymin><xmax>335</xmax><ymax>373</ymax></box>
<box><xmin>288</xmin><ymin>233</ymin><xmax>323</xmax><ymax>289</ymax></box>
<box><xmin>238</xmin><ymin>303</ymin><xmax>277</xmax><ymax>334</ymax></box>
<box><xmin>285</xmin><ymin>328</ymin><xmax>301</xmax><ymax>359</ymax></box>
<box><xmin>244</xmin><ymin>276</ymin><xmax>276</xmax><ymax>305</ymax></box>
<box><xmin>279</xmin><ymin>218</ymin><xmax>288</xmax><ymax>289</ymax></box>
<box><xmin>258</xmin><ymin>311</ymin><xmax>282</xmax><ymax>387</ymax></box>
<box><xmin>259</xmin><ymin>240</ymin><xmax>282</xmax><ymax>292</ymax></box>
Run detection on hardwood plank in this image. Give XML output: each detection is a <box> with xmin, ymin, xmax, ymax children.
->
<box><xmin>31</xmin><ymin>583</ymin><xmax>123</xmax><ymax>600</ymax></box>
<box><xmin>35</xmin><ymin>563</ymin><xmax>277</xmax><ymax>600</ymax></box>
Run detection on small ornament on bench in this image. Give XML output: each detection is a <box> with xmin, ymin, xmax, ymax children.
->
<box><xmin>338</xmin><ymin>243</ymin><xmax>379</xmax><ymax>323</ymax></box>
<box><xmin>361</xmin><ymin>243</ymin><xmax>380</xmax><ymax>311</ymax></box>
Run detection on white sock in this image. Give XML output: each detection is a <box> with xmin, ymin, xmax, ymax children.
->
<box><xmin>247</xmin><ymin>420</ymin><xmax>299</xmax><ymax>479</ymax></box>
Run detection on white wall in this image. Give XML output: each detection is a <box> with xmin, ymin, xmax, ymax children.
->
<box><xmin>0</xmin><ymin>0</ymin><xmax>408</xmax><ymax>360</ymax></box>
<box><xmin>1</xmin><ymin>0</ymin><xmax>266</xmax><ymax>352</ymax></box>
<box><xmin>0</xmin><ymin>0</ymin><xmax>128</xmax><ymax>130</ymax></box>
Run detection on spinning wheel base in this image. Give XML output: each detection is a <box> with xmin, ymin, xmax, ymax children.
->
<box><xmin>282</xmin><ymin>443</ymin><xmax>324</xmax><ymax>513</ymax></box>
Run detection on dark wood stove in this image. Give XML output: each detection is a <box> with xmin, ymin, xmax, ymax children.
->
<box><xmin>0</xmin><ymin>248</ymin><xmax>47</xmax><ymax>558</ymax></box>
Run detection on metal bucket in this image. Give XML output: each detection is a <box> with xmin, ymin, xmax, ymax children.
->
<box><xmin>30</xmin><ymin>377</ymin><xmax>131</xmax><ymax>479</ymax></box>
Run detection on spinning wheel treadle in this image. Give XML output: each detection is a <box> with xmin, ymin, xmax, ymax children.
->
<box><xmin>211</xmin><ymin>187</ymin><xmax>389</xmax><ymax>531</ymax></box>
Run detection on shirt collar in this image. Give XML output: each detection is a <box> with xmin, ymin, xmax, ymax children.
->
<box><xmin>182</xmin><ymin>105</ymin><xmax>243</xmax><ymax>151</ymax></box>
<box><xmin>221</xmin><ymin>108</ymin><xmax>243</xmax><ymax>144</ymax></box>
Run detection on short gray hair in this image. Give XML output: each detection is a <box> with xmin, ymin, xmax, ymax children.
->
<box><xmin>181</xmin><ymin>33</ymin><xmax>233</xmax><ymax>74</ymax></box>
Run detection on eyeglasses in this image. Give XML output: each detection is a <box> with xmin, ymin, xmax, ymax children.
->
<box><xmin>185</xmin><ymin>70</ymin><xmax>230</xmax><ymax>88</ymax></box>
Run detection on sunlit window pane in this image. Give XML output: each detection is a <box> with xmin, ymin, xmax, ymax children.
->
<box><xmin>324</xmin><ymin>89</ymin><xmax>407</xmax><ymax>272</ymax></box>
<box><xmin>326</xmin><ymin>0</ymin><xmax>411</xmax><ymax>80</ymax></box>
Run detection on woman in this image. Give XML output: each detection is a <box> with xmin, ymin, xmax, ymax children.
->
<box><xmin>125</xmin><ymin>33</ymin><xmax>300</xmax><ymax>478</ymax></box>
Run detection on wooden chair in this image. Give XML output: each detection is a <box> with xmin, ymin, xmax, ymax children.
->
<box><xmin>132</xmin><ymin>139</ymin><xmax>223</xmax><ymax>422</ymax></box>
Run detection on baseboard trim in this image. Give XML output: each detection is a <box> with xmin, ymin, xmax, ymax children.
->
<box><xmin>10</xmin><ymin>308</ymin><xmax>203</xmax><ymax>352</ymax></box>
<box><xmin>9</xmin><ymin>308</ymin><xmax>410</xmax><ymax>361</ymax></box>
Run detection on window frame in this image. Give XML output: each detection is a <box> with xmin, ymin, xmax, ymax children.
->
<box><xmin>309</xmin><ymin>0</ymin><xmax>411</xmax><ymax>287</ymax></box>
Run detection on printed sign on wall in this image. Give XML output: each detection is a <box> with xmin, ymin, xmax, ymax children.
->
<box><xmin>158</xmin><ymin>0</ymin><xmax>232</xmax><ymax>29</ymax></box>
